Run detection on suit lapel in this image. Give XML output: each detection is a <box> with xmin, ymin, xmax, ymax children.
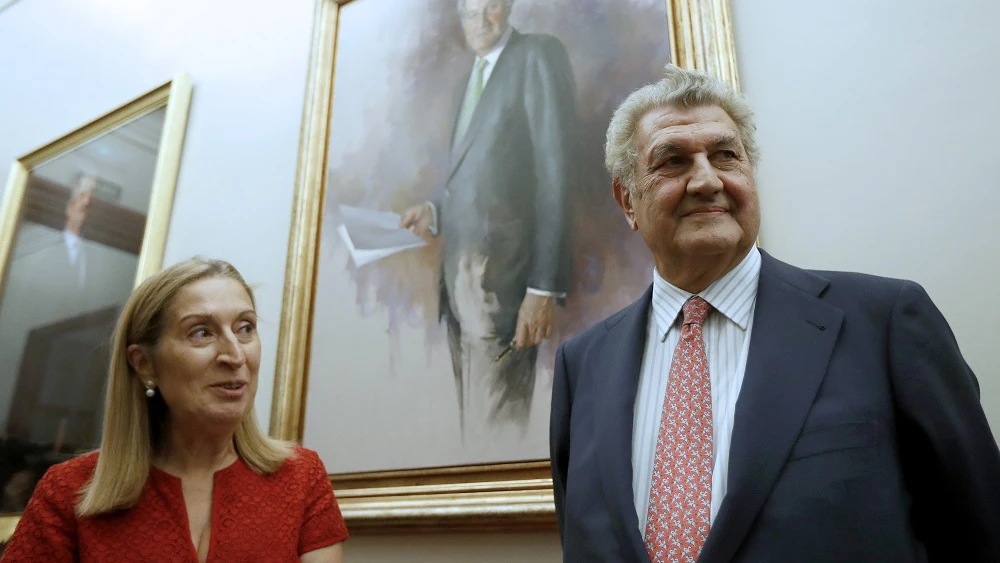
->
<box><xmin>698</xmin><ymin>252</ymin><xmax>844</xmax><ymax>563</ymax></box>
<box><xmin>594</xmin><ymin>285</ymin><xmax>654</xmax><ymax>563</ymax></box>
<box><xmin>448</xmin><ymin>31</ymin><xmax>522</xmax><ymax>179</ymax></box>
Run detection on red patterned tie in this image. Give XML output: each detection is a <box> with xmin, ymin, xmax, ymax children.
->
<box><xmin>645</xmin><ymin>296</ymin><xmax>713</xmax><ymax>563</ymax></box>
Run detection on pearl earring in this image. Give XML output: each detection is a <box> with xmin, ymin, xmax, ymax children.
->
<box><xmin>145</xmin><ymin>381</ymin><xmax>155</xmax><ymax>398</ymax></box>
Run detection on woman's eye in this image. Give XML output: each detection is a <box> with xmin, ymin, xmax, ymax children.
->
<box><xmin>189</xmin><ymin>328</ymin><xmax>210</xmax><ymax>339</ymax></box>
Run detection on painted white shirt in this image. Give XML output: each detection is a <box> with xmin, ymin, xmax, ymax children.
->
<box><xmin>62</xmin><ymin>229</ymin><xmax>87</xmax><ymax>289</ymax></box>
<box><xmin>473</xmin><ymin>25</ymin><xmax>513</xmax><ymax>87</ymax></box>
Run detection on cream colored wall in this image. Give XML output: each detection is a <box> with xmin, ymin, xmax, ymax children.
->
<box><xmin>731</xmin><ymin>0</ymin><xmax>1000</xmax><ymax>434</ymax></box>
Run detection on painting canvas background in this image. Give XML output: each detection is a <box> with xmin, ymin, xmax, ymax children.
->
<box><xmin>304</xmin><ymin>0</ymin><xmax>672</xmax><ymax>473</ymax></box>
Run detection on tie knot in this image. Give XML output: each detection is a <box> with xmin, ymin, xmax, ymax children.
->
<box><xmin>474</xmin><ymin>57</ymin><xmax>488</xmax><ymax>73</ymax></box>
<box><xmin>681</xmin><ymin>296</ymin><xmax>712</xmax><ymax>326</ymax></box>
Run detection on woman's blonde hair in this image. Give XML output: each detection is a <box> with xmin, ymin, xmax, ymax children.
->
<box><xmin>76</xmin><ymin>257</ymin><xmax>293</xmax><ymax>517</ymax></box>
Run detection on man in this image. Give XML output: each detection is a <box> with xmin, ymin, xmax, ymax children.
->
<box><xmin>2</xmin><ymin>173</ymin><xmax>103</xmax><ymax>442</ymax></box>
<box><xmin>550</xmin><ymin>64</ymin><xmax>1000</xmax><ymax>562</ymax></box>
<box><xmin>62</xmin><ymin>174</ymin><xmax>96</xmax><ymax>290</ymax></box>
<box><xmin>401</xmin><ymin>0</ymin><xmax>577</xmax><ymax>443</ymax></box>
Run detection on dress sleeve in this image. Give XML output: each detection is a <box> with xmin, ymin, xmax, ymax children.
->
<box><xmin>298</xmin><ymin>449</ymin><xmax>349</xmax><ymax>555</ymax></box>
<box><xmin>1</xmin><ymin>466</ymin><xmax>79</xmax><ymax>562</ymax></box>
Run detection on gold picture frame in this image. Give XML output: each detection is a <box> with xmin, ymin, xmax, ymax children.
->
<box><xmin>0</xmin><ymin>74</ymin><xmax>193</xmax><ymax>542</ymax></box>
<box><xmin>272</xmin><ymin>0</ymin><xmax>740</xmax><ymax>534</ymax></box>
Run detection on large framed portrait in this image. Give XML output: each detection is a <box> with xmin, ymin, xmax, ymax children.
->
<box><xmin>272</xmin><ymin>0</ymin><xmax>739</xmax><ymax>532</ymax></box>
<box><xmin>0</xmin><ymin>75</ymin><xmax>192</xmax><ymax>542</ymax></box>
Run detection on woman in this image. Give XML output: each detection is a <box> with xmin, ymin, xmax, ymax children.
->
<box><xmin>2</xmin><ymin>258</ymin><xmax>348</xmax><ymax>562</ymax></box>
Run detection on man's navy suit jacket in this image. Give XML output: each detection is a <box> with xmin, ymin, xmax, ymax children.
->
<box><xmin>550</xmin><ymin>250</ymin><xmax>1000</xmax><ymax>562</ymax></box>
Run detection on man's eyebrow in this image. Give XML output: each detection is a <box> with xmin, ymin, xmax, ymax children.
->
<box><xmin>649</xmin><ymin>133</ymin><xmax>741</xmax><ymax>160</ymax></box>
<box><xmin>711</xmin><ymin>132</ymin><xmax>741</xmax><ymax>147</ymax></box>
<box><xmin>649</xmin><ymin>142</ymin><xmax>684</xmax><ymax>163</ymax></box>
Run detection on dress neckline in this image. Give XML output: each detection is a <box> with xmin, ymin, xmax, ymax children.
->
<box><xmin>147</xmin><ymin>457</ymin><xmax>244</xmax><ymax>563</ymax></box>
<box><xmin>149</xmin><ymin>456</ymin><xmax>244</xmax><ymax>483</ymax></box>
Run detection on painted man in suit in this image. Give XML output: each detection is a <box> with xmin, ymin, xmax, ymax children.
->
<box><xmin>550</xmin><ymin>64</ymin><xmax>1000</xmax><ymax>562</ymax></box>
<box><xmin>401</xmin><ymin>0</ymin><xmax>577</xmax><ymax>444</ymax></box>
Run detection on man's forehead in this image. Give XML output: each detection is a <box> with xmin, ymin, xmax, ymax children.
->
<box><xmin>639</xmin><ymin>105</ymin><xmax>740</xmax><ymax>148</ymax></box>
<box><xmin>462</xmin><ymin>0</ymin><xmax>499</xmax><ymax>10</ymax></box>
<box><xmin>642</xmin><ymin>105</ymin><xmax>737</xmax><ymax>133</ymax></box>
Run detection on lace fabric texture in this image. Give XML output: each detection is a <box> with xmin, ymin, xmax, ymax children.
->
<box><xmin>2</xmin><ymin>446</ymin><xmax>349</xmax><ymax>562</ymax></box>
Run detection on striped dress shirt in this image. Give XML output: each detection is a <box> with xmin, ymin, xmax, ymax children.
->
<box><xmin>632</xmin><ymin>246</ymin><xmax>762</xmax><ymax>538</ymax></box>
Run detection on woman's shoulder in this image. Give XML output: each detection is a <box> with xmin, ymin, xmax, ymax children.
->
<box><xmin>29</xmin><ymin>451</ymin><xmax>100</xmax><ymax>507</ymax></box>
<box><xmin>253</xmin><ymin>445</ymin><xmax>327</xmax><ymax>486</ymax></box>
<box><xmin>40</xmin><ymin>451</ymin><xmax>100</xmax><ymax>488</ymax></box>
<box><xmin>277</xmin><ymin>445</ymin><xmax>326</xmax><ymax>476</ymax></box>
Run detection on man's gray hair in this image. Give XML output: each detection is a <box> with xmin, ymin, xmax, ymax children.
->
<box><xmin>456</xmin><ymin>0</ymin><xmax>514</xmax><ymax>14</ymax></box>
<box><xmin>605</xmin><ymin>64</ymin><xmax>760</xmax><ymax>192</ymax></box>
<box><xmin>71</xmin><ymin>173</ymin><xmax>97</xmax><ymax>198</ymax></box>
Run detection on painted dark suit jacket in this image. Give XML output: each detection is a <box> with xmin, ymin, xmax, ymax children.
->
<box><xmin>436</xmin><ymin>28</ymin><xmax>577</xmax><ymax>334</ymax></box>
<box><xmin>551</xmin><ymin>250</ymin><xmax>1000</xmax><ymax>562</ymax></box>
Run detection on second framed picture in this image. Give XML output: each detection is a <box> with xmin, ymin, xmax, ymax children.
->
<box><xmin>0</xmin><ymin>74</ymin><xmax>193</xmax><ymax>542</ymax></box>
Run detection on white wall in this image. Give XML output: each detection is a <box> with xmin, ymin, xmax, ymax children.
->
<box><xmin>731</xmin><ymin>0</ymin><xmax>1000</xmax><ymax>432</ymax></box>
<box><xmin>0</xmin><ymin>0</ymin><xmax>317</xmax><ymax>427</ymax></box>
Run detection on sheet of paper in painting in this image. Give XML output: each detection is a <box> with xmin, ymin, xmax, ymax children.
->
<box><xmin>336</xmin><ymin>204</ymin><xmax>427</xmax><ymax>267</ymax></box>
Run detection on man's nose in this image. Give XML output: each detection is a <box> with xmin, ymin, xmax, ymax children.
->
<box><xmin>473</xmin><ymin>11</ymin><xmax>491</xmax><ymax>27</ymax></box>
<box><xmin>686</xmin><ymin>155</ymin><xmax>724</xmax><ymax>195</ymax></box>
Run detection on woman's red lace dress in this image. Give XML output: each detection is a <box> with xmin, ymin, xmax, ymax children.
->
<box><xmin>1</xmin><ymin>446</ymin><xmax>349</xmax><ymax>562</ymax></box>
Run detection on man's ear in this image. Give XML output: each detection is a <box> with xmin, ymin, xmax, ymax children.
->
<box><xmin>612</xmin><ymin>178</ymin><xmax>639</xmax><ymax>231</ymax></box>
<box><xmin>126</xmin><ymin>344</ymin><xmax>154</xmax><ymax>381</ymax></box>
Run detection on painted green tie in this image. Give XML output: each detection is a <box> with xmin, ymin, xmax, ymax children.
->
<box><xmin>455</xmin><ymin>57</ymin><xmax>488</xmax><ymax>142</ymax></box>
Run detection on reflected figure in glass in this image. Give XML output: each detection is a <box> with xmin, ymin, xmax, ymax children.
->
<box><xmin>0</xmin><ymin>107</ymin><xmax>166</xmax><ymax>515</ymax></box>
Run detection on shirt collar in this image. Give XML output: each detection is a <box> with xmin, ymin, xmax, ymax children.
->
<box><xmin>477</xmin><ymin>26</ymin><xmax>513</xmax><ymax>69</ymax></box>
<box><xmin>649</xmin><ymin>245</ymin><xmax>762</xmax><ymax>341</ymax></box>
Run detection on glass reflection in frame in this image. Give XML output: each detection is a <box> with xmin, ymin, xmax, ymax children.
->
<box><xmin>0</xmin><ymin>73</ymin><xmax>190</xmax><ymax>523</ymax></box>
